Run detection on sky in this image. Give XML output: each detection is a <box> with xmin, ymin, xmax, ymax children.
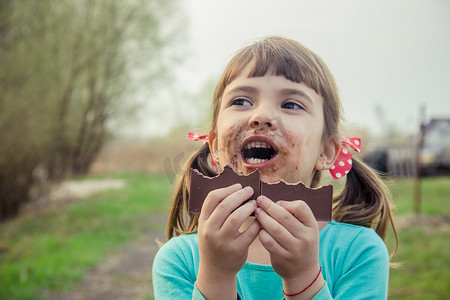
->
<box><xmin>136</xmin><ymin>0</ymin><xmax>450</xmax><ymax>138</ymax></box>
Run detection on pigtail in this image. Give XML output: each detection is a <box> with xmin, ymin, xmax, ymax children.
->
<box><xmin>333</xmin><ymin>156</ymin><xmax>398</xmax><ymax>254</ymax></box>
<box><xmin>166</xmin><ymin>144</ymin><xmax>217</xmax><ymax>240</ymax></box>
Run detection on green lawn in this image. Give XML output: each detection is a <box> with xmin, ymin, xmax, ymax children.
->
<box><xmin>0</xmin><ymin>175</ymin><xmax>448</xmax><ymax>299</ymax></box>
<box><xmin>0</xmin><ymin>173</ymin><xmax>172</xmax><ymax>300</ymax></box>
<box><xmin>388</xmin><ymin>177</ymin><xmax>450</xmax><ymax>216</ymax></box>
<box><xmin>387</xmin><ymin>177</ymin><xmax>450</xmax><ymax>299</ymax></box>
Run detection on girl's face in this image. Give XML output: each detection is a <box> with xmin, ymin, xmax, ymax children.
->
<box><xmin>209</xmin><ymin>63</ymin><xmax>336</xmax><ymax>186</ymax></box>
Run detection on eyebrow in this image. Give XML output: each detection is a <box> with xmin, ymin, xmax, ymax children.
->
<box><xmin>279</xmin><ymin>88</ymin><xmax>314</xmax><ymax>103</ymax></box>
<box><xmin>225</xmin><ymin>85</ymin><xmax>259</xmax><ymax>96</ymax></box>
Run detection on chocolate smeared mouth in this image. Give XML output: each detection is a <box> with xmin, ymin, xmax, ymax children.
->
<box><xmin>241</xmin><ymin>140</ymin><xmax>278</xmax><ymax>164</ymax></box>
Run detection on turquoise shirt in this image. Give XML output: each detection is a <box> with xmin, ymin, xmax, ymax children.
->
<box><xmin>152</xmin><ymin>221</ymin><xmax>389</xmax><ymax>299</ymax></box>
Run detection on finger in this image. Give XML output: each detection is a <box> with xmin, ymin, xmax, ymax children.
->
<box><xmin>234</xmin><ymin>217</ymin><xmax>261</xmax><ymax>249</ymax></box>
<box><xmin>220</xmin><ymin>200</ymin><xmax>257</xmax><ymax>235</ymax></box>
<box><xmin>257</xmin><ymin>196</ymin><xmax>307</xmax><ymax>236</ymax></box>
<box><xmin>207</xmin><ymin>186</ymin><xmax>254</xmax><ymax>230</ymax></box>
<box><xmin>200</xmin><ymin>183</ymin><xmax>242</xmax><ymax>220</ymax></box>
<box><xmin>258</xmin><ymin>228</ymin><xmax>290</xmax><ymax>257</ymax></box>
<box><xmin>254</xmin><ymin>205</ymin><xmax>293</xmax><ymax>250</ymax></box>
<box><xmin>277</xmin><ymin>200</ymin><xmax>318</xmax><ymax>230</ymax></box>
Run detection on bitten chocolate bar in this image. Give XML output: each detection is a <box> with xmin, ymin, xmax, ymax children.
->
<box><xmin>189</xmin><ymin>165</ymin><xmax>333</xmax><ymax>221</ymax></box>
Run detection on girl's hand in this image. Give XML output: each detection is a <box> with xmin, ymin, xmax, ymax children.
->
<box><xmin>255</xmin><ymin>196</ymin><xmax>324</xmax><ymax>298</ymax></box>
<box><xmin>196</xmin><ymin>184</ymin><xmax>261</xmax><ymax>299</ymax></box>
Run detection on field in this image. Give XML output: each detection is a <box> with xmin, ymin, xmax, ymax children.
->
<box><xmin>386</xmin><ymin>177</ymin><xmax>450</xmax><ymax>299</ymax></box>
<box><xmin>0</xmin><ymin>174</ymin><xmax>449</xmax><ymax>299</ymax></box>
<box><xmin>0</xmin><ymin>174</ymin><xmax>172</xmax><ymax>300</ymax></box>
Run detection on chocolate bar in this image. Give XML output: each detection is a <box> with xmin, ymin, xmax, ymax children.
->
<box><xmin>189</xmin><ymin>165</ymin><xmax>332</xmax><ymax>221</ymax></box>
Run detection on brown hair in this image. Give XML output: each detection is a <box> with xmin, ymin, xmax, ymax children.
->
<box><xmin>166</xmin><ymin>36</ymin><xmax>397</xmax><ymax>255</ymax></box>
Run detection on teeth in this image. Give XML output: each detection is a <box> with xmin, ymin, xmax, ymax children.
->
<box><xmin>245</xmin><ymin>158</ymin><xmax>268</xmax><ymax>164</ymax></box>
<box><xmin>245</xmin><ymin>141</ymin><xmax>271</xmax><ymax>149</ymax></box>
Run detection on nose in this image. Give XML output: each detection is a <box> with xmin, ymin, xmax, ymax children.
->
<box><xmin>248</xmin><ymin>106</ymin><xmax>277</xmax><ymax>129</ymax></box>
<box><xmin>249</xmin><ymin>119</ymin><xmax>273</xmax><ymax>128</ymax></box>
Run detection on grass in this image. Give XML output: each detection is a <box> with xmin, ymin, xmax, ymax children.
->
<box><xmin>388</xmin><ymin>227</ymin><xmax>450</xmax><ymax>299</ymax></box>
<box><xmin>0</xmin><ymin>174</ymin><xmax>448</xmax><ymax>299</ymax></box>
<box><xmin>388</xmin><ymin>177</ymin><xmax>450</xmax><ymax>215</ymax></box>
<box><xmin>387</xmin><ymin>176</ymin><xmax>450</xmax><ymax>299</ymax></box>
<box><xmin>0</xmin><ymin>173</ymin><xmax>172</xmax><ymax>300</ymax></box>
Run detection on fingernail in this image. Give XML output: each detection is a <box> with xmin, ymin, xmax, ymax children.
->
<box><xmin>232</xmin><ymin>183</ymin><xmax>242</xmax><ymax>189</ymax></box>
<box><xmin>257</xmin><ymin>196</ymin><xmax>264</xmax><ymax>205</ymax></box>
<box><xmin>255</xmin><ymin>207</ymin><xmax>261</xmax><ymax>215</ymax></box>
<box><xmin>243</xmin><ymin>186</ymin><xmax>253</xmax><ymax>193</ymax></box>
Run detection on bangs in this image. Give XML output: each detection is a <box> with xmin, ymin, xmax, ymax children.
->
<box><xmin>218</xmin><ymin>37</ymin><xmax>329</xmax><ymax>98</ymax></box>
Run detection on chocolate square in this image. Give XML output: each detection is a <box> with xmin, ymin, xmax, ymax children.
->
<box><xmin>188</xmin><ymin>165</ymin><xmax>332</xmax><ymax>221</ymax></box>
<box><xmin>189</xmin><ymin>166</ymin><xmax>260</xmax><ymax>214</ymax></box>
<box><xmin>261</xmin><ymin>182</ymin><xmax>332</xmax><ymax>221</ymax></box>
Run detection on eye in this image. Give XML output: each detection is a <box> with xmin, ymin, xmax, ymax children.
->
<box><xmin>282</xmin><ymin>101</ymin><xmax>304</xmax><ymax>110</ymax></box>
<box><xmin>230</xmin><ymin>97</ymin><xmax>252</xmax><ymax>106</ymax></box>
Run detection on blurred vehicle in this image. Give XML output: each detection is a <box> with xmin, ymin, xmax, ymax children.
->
<box><xmin>419</xmin><ymin>119</ymin><xmax>450</xmax><ymax>176</ymax></box>
<box><xmin>363</xmin><ymin>147</ymin><xmax>415</xmax><ymax>177</ymax></box>
<box><xmin>363</xmin><ymin>149</ymin><xmax>389</xmax><ymax>174</ymax></box>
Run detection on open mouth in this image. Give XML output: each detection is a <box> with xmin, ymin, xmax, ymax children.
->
<box><xmin>241</xmin><ymin>140</ymin><xmax>278</xmax><ymax>164</ymax></box>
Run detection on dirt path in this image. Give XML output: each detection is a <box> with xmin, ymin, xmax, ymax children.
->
<box><xmin>45</xmin><ymin>214</ymin><xmax>167</xmax><ymax>300</ymax></box>
<box><xmin>25</xmin><ymin>179</ymin><xmax>167</xmax><ymax>300</ymax></box>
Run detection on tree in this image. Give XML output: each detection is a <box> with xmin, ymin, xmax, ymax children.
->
<box><xmin>0</xmin><ymin>0</ymin><xmax>185</xmax><ymax>221</ymax></box>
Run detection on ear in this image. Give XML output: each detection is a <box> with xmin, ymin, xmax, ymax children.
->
<box><xmin>208</xmin><ymin>130</ymin><xmax>218</xmax><ymax>158</ymax></box>
<box><xmin>208</xmin><ymin>130</ymin><xmax>222</xmax><ymax>171</ymax></box>
<box><xmin>315</xmin><ymin>138</ymin><xmax>341</xmax><ymax>171</ymax></box>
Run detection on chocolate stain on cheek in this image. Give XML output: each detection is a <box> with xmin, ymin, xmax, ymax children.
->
<box><xmin>269</xmin><ymin>132</ymin><xmax>306</xmax><ymax>183</ymax></box>
<box><xmin>219</xmin><ymin>123</ymin><xmax>245</xmax><ymax>172</ymax></box>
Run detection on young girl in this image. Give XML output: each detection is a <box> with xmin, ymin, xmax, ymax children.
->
<box><xmin>153</xmin><ymin>36</ymin><xmax>397</xmax><ymax>299</ymax></box>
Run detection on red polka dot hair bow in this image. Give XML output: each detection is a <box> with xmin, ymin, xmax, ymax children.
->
<box><xmin>188</xmin><ymin>132</ymin><xmax>209</xmax><ymax>143</ymax></box>
<box><xmin>329</xmin><ymin>137</ymin><xmax>361</xmax><ymax>179</ymax></box>
<box><xmin>188</xmin><ymin>132</ymin><xmax>218</xmax><ymax>172</ymax></box>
